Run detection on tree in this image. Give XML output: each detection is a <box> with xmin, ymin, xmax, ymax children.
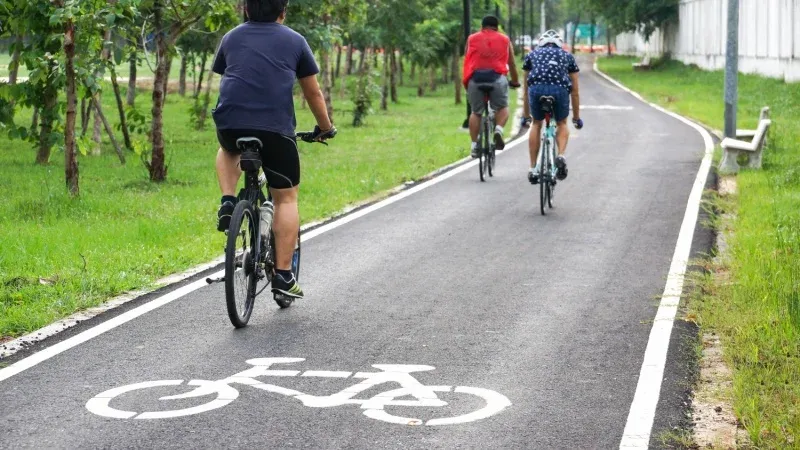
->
<box><xmin>142</xmin><ymin>0</ymin><xmax>231</xmax><ymax>182</ymax></box>
<box><xmin>590</xmin><ymin>0</ymin><xmax>678</xmax><ymax>43</ymax></box>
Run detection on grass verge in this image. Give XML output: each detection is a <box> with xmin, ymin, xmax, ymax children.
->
<box><xmin>598</xmin><ymin>56</ymin><xmax>800</xmax><ymax>448</ymax></box>
<box><xmin>0</xmin><ymin>76</ymin><xmax>516</xmax><ymax>339</ymax></box>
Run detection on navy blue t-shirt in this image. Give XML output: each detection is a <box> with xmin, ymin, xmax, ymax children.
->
<box><xmin>212</xmin><ymin>22</ymin><xmax>319</xmax><ymax>137</ymax></box>
<box><xmin>522</xmin><ymin>45</ymin><xmax>579</xmax><ymax>91</ymax></box>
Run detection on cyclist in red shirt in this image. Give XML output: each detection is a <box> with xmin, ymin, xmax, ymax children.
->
<box><xmin>463</xmin><ymin>16</ymin><xmax>520</xmax><ymax>157</ymax></box>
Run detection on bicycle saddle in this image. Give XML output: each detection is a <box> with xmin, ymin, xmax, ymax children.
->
<box><xmin>477</xmin><ymin>84</ymin><xmax>495</xmax><ymax>93</ymax></box>
<box><xmin>236</xmin><ymin>137</ymin><xmax>263</xmax><ymax>152</ymax></box>
<box><xmin>539</xmin><ymin>96</ymin><xmax>556</xmax><ymax>112</ymax></box>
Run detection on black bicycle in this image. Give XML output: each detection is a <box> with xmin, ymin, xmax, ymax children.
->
<box><xmin>475</xmin><ymin>85</ymin><xmax>497</xmax><ymax>182</ymax></box>
<box><xmin>215</xmin><ymin>132</ymin><xmax>326</xmax><ymax>328</ymax></box>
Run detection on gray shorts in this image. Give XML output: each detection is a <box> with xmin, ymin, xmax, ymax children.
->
<box><xmin>468</xmin><ymin>77</ymin><xmax>509</xmax><ymax>115</ymax></box>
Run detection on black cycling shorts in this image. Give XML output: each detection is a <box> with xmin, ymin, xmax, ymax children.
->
<box><xmin>217</xmin><ymin>129</ymin><xmax>300</xmax><ymax>189</ymax></box>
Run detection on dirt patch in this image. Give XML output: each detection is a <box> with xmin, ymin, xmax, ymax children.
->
<box><xmin>692</xmin><ymin>175</ymin><xmax>749</xmax><ymax>449</ymax></box>
<box><xmin>692</xmin><ymin>333</ymin><xmax>744</xmax><ymax>448</ymax></box>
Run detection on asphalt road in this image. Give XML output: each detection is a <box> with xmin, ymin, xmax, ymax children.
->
<box><xmin>0</xmin><ymin>63</ymin><xmax>709</xmax><ymax>449</ymax></box>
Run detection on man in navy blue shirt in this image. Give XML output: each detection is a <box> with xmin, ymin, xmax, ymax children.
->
<box><xmin>522</xmin><ymin>30</ymin><xmax>583</xmax><ymax>184</ymax></box>
<box><xmin>213</xmin><ymin>0</ymin><xmax>336</xmax><ymax>299</ymax></box>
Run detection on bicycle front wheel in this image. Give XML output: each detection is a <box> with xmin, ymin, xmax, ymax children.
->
<box><xmin>225</xmin><ymin>201</ymin><xmax>257</xmax><ymax>328</ymax></box>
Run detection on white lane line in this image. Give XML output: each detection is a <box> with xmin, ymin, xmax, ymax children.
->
<box><xmin>593</xmin><ymin>61</ymin><xmax>714</xmax><ymax>449</ymax></box>
<box><xmin>301</xmin><ymin>370</ymin><xmax>352</xmax><ymax>378</ymax></box>
<box><xmin>581</xmin><ymin>105</ymin><xmax>635</xmax><ymax>110</ymax></box>
<box><xmin>0</xmin><ymin>134</ymin><xmax>528</xmax><ymax>384</ymax></box>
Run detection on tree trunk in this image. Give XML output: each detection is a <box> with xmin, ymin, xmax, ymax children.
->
<box><xmin>390</xmin><ymin>49</ymin><xmax>398</xmax><ymax>103</ymax></box>
<box><xmin>428</xmin><ymin>67</ymin><xmax>436</xmax><ymax>91</ymax></box>
<box><xmin>372</xmin><ymin>48</ymin><xmax>378</xmax><ymax>68</ymax></box>
<box><xmin>417</xmin><ymin>70</ymin><xmax>425</xmax><ymax>97</ymax></box>
<box><xmin>345</xmin><ymin>44</ymin><xmax>354</xmax><ymax>75</ymax></box>
<box><xmin>64</xmin><ymin>19</ymin><xmax>79</xmax><ymax>196</ymax></box>
<box><xmin>589</xmin><ymin>19</ymin><xmax>596</xmax><ymax>53</ymax></box>
<box><xmin>571</xmin><ymin>14</ymin><xmax>581</xmax><ymax>53</ymax></box>
<box><xmin>334</xmin><ymin>45</ymin><xmax>343</xmax><ymax>80</ymax></box>
<box><xmin>91</xmin><ymin>95</ymin><xmax>125</xmax><ymax>164</ymax></box>
<box><xmin>607</xmin><ymin>27</ymin><xmax>613</xmax><ymax>56</ymax></box>
<box><xmin>81</xmin><ymin>100</ymin><xmax>92</xmax><ymax>137</ymax></box>
<box><xmin>453</xmin><ymin>45</ymin><xmax>462</xmax><ymax>105</ymax></box>
<box><xmin>194</xmin><ymin>52</ymin><xmax>208</xmax><ymax>99</ymax></box>
<box><xmin>148</xmin><ymin>4</ymin><xmax>170</xmax><ymax>182</ymax></box>
<box><xmin>162</xmin><ymin>53</ymin><xmax>173</xmax><ymax>101</ymax></box>
<box><xmin>410</xmin><ymin>62</ymin><xmax>416</xmax><ymax>79</ymax></box>
<box><xmin>178</xmin><ymin>54</ymin><xmax>187</xmax><ymax>96</ymax></box>
<box><xmin>110</xmin><ymin>65</ymin><xmax>133</xmax><ymax>151</ymax></box>
<box><xmin>197</xmin><ymin>70</ymin><xmax>215</xmax><ymax>128</ymax></box>
<box><xmin>80</xmin><ymin>98</ymin><xmax>88</xmax><ymax>134</ymax></box>
<box><xmin>31</xmin><ymin>107</ymin><xmax>39</xmax><ymax>131</ymax></box>
<box><xmin>320</xmin><ymin>48</ymin><xmax>334</xmax><ymax>119</ymax></box>
<box><xmin>8</xmin><ymin>35</ymin><xmax>22</xmax><ymax>86</ymax></box>
<box><xmin>357</xmin><ymin>47</ymin><xmax>366</xmax><ymax>73</ymax></box>
<box><xmin>127</xmin><ymin>52</ymin><xmax>137</xmax><ymax>106</ymax></box>
<box><xmin>92</xmin><ymin>100</ymin><xmax>103</xmax><ymax>155</ymax></box>
<box><xmin>381</xmin><ymin>48</ymin><xmax>389</xmax><ymax>110</ymax></box>
<box><xmin>36</xmin><ymin>85</ymin><xmax>56</xmax><ymax>164</ymax></box>
<box><xmin>399</xmin><ymin>53</ymin><xmax>404</xmax><ymax>86</ymax></box>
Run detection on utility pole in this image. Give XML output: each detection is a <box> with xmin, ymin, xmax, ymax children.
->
<box><xmin>462</xmin><ymin>0</ymin><xmax>471</xmax><ymax>129</ymax></box>
<box><xmin>724</xmin><ymin>0</ymin><xmax>739</xmax><ymax>138</ymax></box>
<box><xmin>530</xmin><ymin>0</ymin><xmax>534</xmax><ymax>38</ymax></box>
<box><xmin>522</xmin><ymin>0</ymin><xmax>526</xmax><ymax>49</ymax></box>
<box><xmin>508</xmin><ymin>0</ymin><xmax>513</xmax><ymax>43</ymax></box>
<box><xmin>541</xmin><ymin>0</ymin><xmax>546</xmax><ymax>34</ymax></box>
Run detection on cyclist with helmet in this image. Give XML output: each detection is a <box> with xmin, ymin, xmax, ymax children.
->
<box><xmin>463</xmin><ymin>15</ymin><xmax>521</xmax><ymax>157</ymax></box>
<box><xmin>213</xmin><ymin>0</ymin><xmax>336</xmax><ymax>299</ymax></box>
<box><xmin>522</xmin><ymin>29</ymin><xmax>583</xmax><ymax>184</ymax></box>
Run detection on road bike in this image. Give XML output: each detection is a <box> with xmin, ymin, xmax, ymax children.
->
<box><xmin>210</xmin><ymin>133</ymin><xmax>323</xmax><ymax>328</ymax></box>
<box><xmin>537</xmin><ymin>96</ymin><xmax>558</xmax><ymax>215</ymax></box>
<box><xmin>85</xmin><ymin>357</ymin><xmax>512</xmax><ymax>426</ymax></box>
<box><xmin>475</xmin><ymin>85</ymin><xmax>497</xmax><ymax>182</ymax></box>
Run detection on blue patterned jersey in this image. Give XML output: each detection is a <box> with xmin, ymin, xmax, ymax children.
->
<box><xmin>522</xmin><ymin>45</ymin><xmax>580</xmax><ymax>91</ymax></box>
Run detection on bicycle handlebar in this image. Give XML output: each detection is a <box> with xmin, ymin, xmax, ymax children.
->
<box><xmin>297</xmin><ymin>125</ymin><xmax>338</xmax><ymax>145</ymax></box>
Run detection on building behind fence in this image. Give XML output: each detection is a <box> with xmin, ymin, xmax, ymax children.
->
<box><xmin>615</xmin><ymin>0</ymin><xmax>800</xmax><ymax>82</ymax></box>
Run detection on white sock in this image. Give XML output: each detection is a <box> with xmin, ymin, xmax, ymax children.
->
<box><xmin>495</xmin><ymin>125</ymin><xmax>504</xmax><ymax>135</ymax></box>
<box><xmin>471</xmin><ymin>142</ymin><xmax>478</xmax><ymax>150</ymax></box>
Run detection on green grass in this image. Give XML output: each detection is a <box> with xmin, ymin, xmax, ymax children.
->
<box><xmin>0</xmin><ymin>75</ymin><xmax>516</xmax><ymax>339</ymax></box>
<box><xmin>599</xmin><ymin>56</ymin><xmax>800</xmax><ymax>448</ymax></box>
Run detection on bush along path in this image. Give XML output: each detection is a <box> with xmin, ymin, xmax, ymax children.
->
<box><xmin>598</xmin><ymin>56</ymin><xmax>800</xmax><ymax>448</ymax></box>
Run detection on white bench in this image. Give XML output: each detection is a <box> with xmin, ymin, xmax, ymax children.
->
<box><xmin>632</xmin><ymin>55</ymin><xmax>651</xmax><ymax>71</ymax></box>
<box><xmin>719</xmin><ymin>107</ymin><xmax>771</xmax><ymax>174</ymax></box>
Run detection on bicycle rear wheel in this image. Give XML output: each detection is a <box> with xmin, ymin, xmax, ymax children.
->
<box><xmin>225</xmin><ymin>201</ymin><xmax>257</xmax><ymax>328</ymax></box>
<box><xmin>539</xmin><ymin>142</ymin><xmax>548</xmax><ymax>216</ymax></box>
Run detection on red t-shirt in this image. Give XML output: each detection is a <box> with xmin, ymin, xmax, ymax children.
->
<box><xmin>463</xmin><ymin>29</ymin><xmax>510</xmax><ymax>87</ymax></box>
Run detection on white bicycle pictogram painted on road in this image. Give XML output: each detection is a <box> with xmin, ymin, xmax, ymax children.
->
<box><xmin>86</xmin><ymin>358</ymin><xmax>511</xmax><ymax>426</ymax></box>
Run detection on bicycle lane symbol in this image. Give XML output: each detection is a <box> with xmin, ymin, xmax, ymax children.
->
<box><xmin>86</xmin><ymin>357</ymin><xmax>512</xmax><ymax>426</ymax></box>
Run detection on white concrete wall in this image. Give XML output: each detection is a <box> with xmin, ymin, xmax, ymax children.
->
<box><xmin>615</xmin><ymin>0</ymin><xmax>800</xmax><ymax>82</ymax></box>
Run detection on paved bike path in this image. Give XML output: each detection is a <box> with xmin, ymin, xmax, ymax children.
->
<box><xmin>0</xmin><ymin>65</ymin><xmax>708</xmax><ymax>449</ymax></box>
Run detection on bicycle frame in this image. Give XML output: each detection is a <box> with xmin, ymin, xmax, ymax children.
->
<box><xmin>539</xmin><ymin>113</ymin><xmax>557</xmax><ymax>179</ymax></box>
<box><xmin>237</xmin><ymin>157</ymin><xmax>270</xmax><ymax>268</ymax></box>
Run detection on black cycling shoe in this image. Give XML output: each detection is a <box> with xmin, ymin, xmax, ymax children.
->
<box><xmin>493</xmin><ymin>130</ymin><xmax>506</xmax><ymax>151</ymax></box>
<box><xmin>528</xmin><ymin>169</ymin><xmax>540</xmax><ymax>185</ymax></box>
<box><xmin>217</xmin><ymin>201</ymin><xmax>235</xmax><ymax>232</ymax></box>
<box><xmin>271</xmin><ymin>273</ymin><xmax>304</xmax><ymax>299</ymax></box>
<box><xmin>555</xmin><ymin>156</ymin><xmax>568</xmax><ymax>180</ymax></box>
